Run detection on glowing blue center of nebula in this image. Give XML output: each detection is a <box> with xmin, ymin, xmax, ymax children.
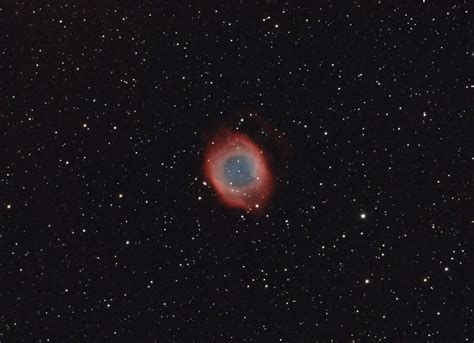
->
<box><xmin>223</xmin><ymin>155</ymin><xmax>255</xmax><ymax>187</ymax></box>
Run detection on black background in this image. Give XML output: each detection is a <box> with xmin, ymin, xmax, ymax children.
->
<box><xmin>1</xmin><ymin>1</ymin><xmax>473</xmax><ymax>341</ymax></box>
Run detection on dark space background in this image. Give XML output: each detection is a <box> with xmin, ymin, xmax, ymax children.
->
<box><xmin>1</xmin><ymin>2</ymin><xmax>473</xmax><ymax>341</ymax></box>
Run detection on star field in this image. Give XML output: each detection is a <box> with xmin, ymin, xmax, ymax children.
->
<box><xmin>1</xmin><ymin>2</ymin><xmax>473</xmax><ymax>341</ymax></box>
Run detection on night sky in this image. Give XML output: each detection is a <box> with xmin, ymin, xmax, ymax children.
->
<box><xmin>1</xmin><ymin>2</ymin><xmax>473</xmax><ymax>341</ymax></box>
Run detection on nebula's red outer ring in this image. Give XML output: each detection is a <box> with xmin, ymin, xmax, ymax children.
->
<box><xmin>203</xmin><ymin>130</ymin><xmax>273</xmax><ymax>210</ymax></box>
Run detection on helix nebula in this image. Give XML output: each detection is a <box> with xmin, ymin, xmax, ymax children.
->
<box><xmin>203</xmin><ymin>129</ymin><xmax>273</xmax><ymax>211</ymax></box>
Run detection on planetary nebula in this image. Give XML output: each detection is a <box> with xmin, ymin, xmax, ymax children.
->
<box><xmin>203</xmin><ymin>130</ymin><xmax>273</xmax><ymax>211</ymax></box>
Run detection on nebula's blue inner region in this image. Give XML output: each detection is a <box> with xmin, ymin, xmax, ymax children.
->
<box><xmin>223</xmin><ymin>154</ymin><xmax>255</xmax><ymax>187</ymax></box>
